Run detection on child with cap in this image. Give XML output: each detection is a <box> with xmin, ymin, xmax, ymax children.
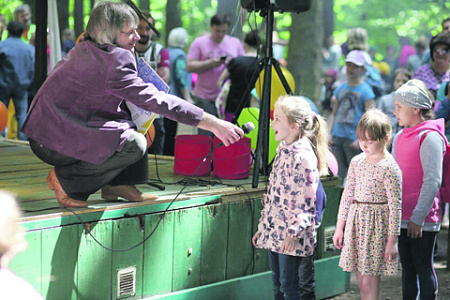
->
<box><xmin>392</xmin><ymin>79</ymin><xmax>446</xmax><ymax>300</ymax></box>
<box><xmin>328</xmin><ymin>50</ymin><xmax>376</xmax><ymax>181</ymax></box>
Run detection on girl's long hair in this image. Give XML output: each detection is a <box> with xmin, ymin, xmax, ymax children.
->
<box><xmin>276</xmin><ymin>95</ymin><xmax>329</xmax><ymax>176</ymax></box>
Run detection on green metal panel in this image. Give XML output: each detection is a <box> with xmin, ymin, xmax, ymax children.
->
<box><xmin>317</xmin><ymin>185</ymin><xmax>343</xmax><ymax>259</ymax></box>
<box><xmin>200</xmin><ymin>204</ymin><xmax>228</xmax><ymax>285</ymax></box>
<box><xmin>21</xmin><ymin>195</ymin><xmax>222</xmax><ymax>232</ymax></box>
<box><xmin>226</xmin><ymin>200</ymin><xmax>253</xmax><ymax>279</ymax></box>
<box><xmin>9</xmin><ymin>230</ymin><xmax>42</xmax><ymax>294</ymax></box>
<box><xmin>77</xmin><ymin>221</ymin><xmax>113</xmax><ymax>300</ymax></box>
<box><xmin>172</xmin><ymin>207</ymin><xmax>202</xmax><ymax>291</ymax></box>
<box><xmin>143</xmin><ymin>212</ymin><xmax>175</xmax><ymax>297</ymax></box>
<box><xmin>112</xmin><ymin>217</ymin><xmax>144</xmax><ymax>300</ymax></box>
<box><xmin>252</xmin><ymin>198</ymin><xmax>270</xmax><ymax>274</ymax></box>
<box><xmin>144</xmin><ymin>272</ymin><xmax>273</xmax><ymax>300</ymax></box>
<box><xmin>322</xmin><ymin>185</ymin><xmax>343</xmax><ymax>227</ymax></box>
<box><xmin>315</xmin><ymin>256</ymin><xmax>351</xmax><ymax>299</ymax></box>
<box><xmin>41</xmin><ymin>225</ymin><xmax>80</xmax><ymax>300</ymax></box>
<box><xmin>143</xmin><ymin>256</ymin><xmax>349</xmax><ymax>300</ymax></box>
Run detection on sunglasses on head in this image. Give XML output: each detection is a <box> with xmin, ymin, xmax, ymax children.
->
<box><xmin>434</xmin><ymin>47</ymin><xmax>450</xmax><ymax>55</ymax></box>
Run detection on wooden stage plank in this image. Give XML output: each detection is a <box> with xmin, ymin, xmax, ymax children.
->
<box><xmin>0</xmin><ymin>139</ymin><xmax>266</xmax><ymax>221</ymax></box>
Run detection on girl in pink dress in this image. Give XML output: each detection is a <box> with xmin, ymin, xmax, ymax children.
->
<box><xmin>333</xmin><ymin>109</ymin><xmax>402</xmax><ymax>300</ymax></box>
<box><xmin>252</xmin><ymin>95</ymin><xmax>328</xmax><ymax>300</ymax></box>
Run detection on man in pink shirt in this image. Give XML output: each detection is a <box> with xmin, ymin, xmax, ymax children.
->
<box><xmin>186</xmin><ymin>13</ymin><xmax>245</xmax><ymax>136</ymax></box>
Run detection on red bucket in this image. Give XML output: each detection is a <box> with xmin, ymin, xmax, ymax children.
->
<box><xmin>213</xmin><ymin>137</ymin><xmax>251</xmax><ymax>179</ymax></box>
<box><xmin>174</xmin><ymin>135</ymin><xmax>212</xmax><ymax>176</ymax></box>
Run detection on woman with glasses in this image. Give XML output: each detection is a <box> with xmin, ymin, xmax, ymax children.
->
<box><xmin>412</xmin><ymin>32</ymin><xmax>450</xmax><ymax>100</ymax></box>
<box><xmin>22</xmin><ymin>1</ymin><xmax>244</xmax><ymax>208</ymax></box>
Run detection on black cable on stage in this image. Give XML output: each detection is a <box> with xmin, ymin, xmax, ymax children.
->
<box><xmin>23</xmin><ymin>122</ymin><xmax>256</xmax><ymax>252</ymax></box>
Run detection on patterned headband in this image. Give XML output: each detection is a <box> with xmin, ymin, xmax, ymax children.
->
<box><xmin>393</xmin><ymin>80</ymin><xmax>432</xmax><ymax>109</ymax></box>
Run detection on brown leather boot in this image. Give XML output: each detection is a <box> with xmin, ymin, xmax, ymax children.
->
<box><xmin>101</xmin><ymin>185</ymin><xmax>158</xmax><ymax>202</ymax></box>
<box><xmin>46</xmin><ymin>168</ymin><xmax>89</xmax><ymax>208</ymax></box>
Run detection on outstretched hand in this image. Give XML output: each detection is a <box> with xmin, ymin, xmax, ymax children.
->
<box><xmin>212</xmin><ymin>119</ymin><xmax>244</xmax><ymax>146</ymax></box>
<box><xmin>198</xmin><ymin>113</ymin><xmax>244</xmax><ymax>146</ymax></box>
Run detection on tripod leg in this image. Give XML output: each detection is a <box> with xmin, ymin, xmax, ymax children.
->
<box><xmin>273</xmin><ymin>60</ymin><xmax>293</xmax><ymax>95</ymax></box>
<box><xmin>252</xmin><ymin>57</ymin><xmax>273</xmax><ymax>188</ymax></box>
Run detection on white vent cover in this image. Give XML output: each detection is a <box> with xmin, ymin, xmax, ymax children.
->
<box><xmin>117</xmin><ymin>266</ymin><xmax>136</xmax><ymax>299</ymax></box>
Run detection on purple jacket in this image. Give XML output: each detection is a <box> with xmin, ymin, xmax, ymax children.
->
<box><xmin>23</xmin><ymin>41</ymin><xmax>203</xmax><ymax>164</ymax></box>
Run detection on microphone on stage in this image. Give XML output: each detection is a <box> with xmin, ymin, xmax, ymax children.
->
<box><xmin>124</xmin><ymin>0</ymin><xmax>161</xmax><ymax>37</ymax></box>
<box><xmin>214</xmin><ymin>122</ymin><xmax>255</xmax><ymax>150</ymax></box>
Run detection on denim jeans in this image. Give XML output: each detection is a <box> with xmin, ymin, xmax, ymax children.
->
<box><xmin>398</xmin><ymin>229</ymin><xmax>438</xmax><ymax>300</ymax></box>
<box><xmin>29</xmin><ymin>131</ymin><xmax>147</xmax><ymax>200</ymax></box>
<box><xmin>0</xmin><ymin>87</ymin><xmax>29</xmax><ymax>141</ymax></box>
<box><xmin>268</xmin><ymin>251</ymin><xmax>315</xmax><ymax>300</ymax></box>
<box><xmin>330</xmin><ymin>136</ymin><xmax>361</xmax><ymax>181</ymax></box>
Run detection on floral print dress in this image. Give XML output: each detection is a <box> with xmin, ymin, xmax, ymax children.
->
<box><xmin>338</xmin><ymin>153</ymin><xmax>402</xmax><ymax>276</ymax></box>
<box><xmin>255</xmin><ymin>138</ymin><xmax>320</xmax><ymax>257</ymax></box>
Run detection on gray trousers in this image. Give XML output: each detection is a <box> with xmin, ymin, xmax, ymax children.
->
<box><xmin>29</xmin><ymin>131</ymin><xmax>148</xmax><ymax>201</ymax></box>
<box><xmin>192</xmin><ymin>94</ymin><xmax>216</xmax><ymax>137</ymax></box>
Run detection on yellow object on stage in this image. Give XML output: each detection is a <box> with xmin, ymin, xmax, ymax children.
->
<box><xmin>255</xmin><ymin>66</ymin><xmax>295</xmax><ymax>112</ymax></box>
<box><xmin>7</xmin><ymin>99</ymin><xmax>18</xmax><ymax>140</ymax></box>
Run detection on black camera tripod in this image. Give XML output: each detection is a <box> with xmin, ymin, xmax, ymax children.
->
<box><xmin>231</xmin><ymin>9</ymin><xmax>293</xmax><ymax>188</ymax></box>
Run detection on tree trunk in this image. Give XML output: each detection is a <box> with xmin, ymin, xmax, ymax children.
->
<box><xmin>322</xmin><ymin>0</ymin><xmax>334</xmax><ymax>46</ymax></box>
<box><xmin>74</xmin><ymin>0</ymin><xmax>84</xmax><ymax>38</ymax></box>
<box><xmin>287</xmin><ymin>1</ymin><xmax>323</xmax><ymax>106</ymax></box>
<box><xmin>165</xmin><ymin>0</ymin><xmax>182</xmax><ymax>46</ymax></box>
<box><xmin>57</xmin><ymin>0</ymin><xmax>69</xmax><ymax>34</ymax></box>
<box><xmin>217</xmin><ymin>0</ymin><xmax>242</xmax><ymax>39</ymax></box>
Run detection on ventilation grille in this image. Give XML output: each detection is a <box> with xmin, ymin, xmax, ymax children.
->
<box><xmin>117</xmin><ymin>266</ymin><xmax>136</xmax><ymax>299</ymax></box>
<box><xmin>323</xmin><ymin>226</ymin><xmax>336</xmax><ymax>252</ymax></box>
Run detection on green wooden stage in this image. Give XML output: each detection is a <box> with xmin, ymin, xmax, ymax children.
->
<box><xmin>0</xmin><ymin>139</ymin><xmax>349</xmax><ymax>300</ymax></box>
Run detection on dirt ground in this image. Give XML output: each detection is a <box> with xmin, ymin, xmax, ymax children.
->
<box><xmin>327</xmin><ymin>228</ymin><xmax>450</xmax><ymax>300</ymax></box>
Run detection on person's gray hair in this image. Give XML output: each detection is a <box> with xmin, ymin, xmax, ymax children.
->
<box><xmin>168</xmin><ymin>27</ymin><xmax>189</xmax><ymax>49</ymax></box>
<box><xmin>14</xmin><ymin>4</ymin><xmax>30</xmax><ymax>19</ymax></box>
<box><xmin>85</xmin><ymin>1</ymin><xmax>138</xmax><ymax>45</ymax></box>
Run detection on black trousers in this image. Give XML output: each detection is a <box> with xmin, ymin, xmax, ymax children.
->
<box><xmin>163</xmin><ymin>117</ymin><xmax>178</xmax><ymax>156</ymax></box>
<box><xmin>29</xmin><ymin>131</ymin><xmax>148</xmax><ymax>201</ymax></box>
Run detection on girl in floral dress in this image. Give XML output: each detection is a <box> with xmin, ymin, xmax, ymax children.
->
<box><xmin>333</xmin><ymin>109</ymin><xmax>402</xmax><ymax>300</ymax></box>
<box><xmin>252</xmin><ymin>95</ymin><xmax>328</xmax><ymax>300</ymax></box>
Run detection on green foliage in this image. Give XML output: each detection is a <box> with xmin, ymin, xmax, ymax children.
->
<box><xmin>0</xmin><ymin>0</ymin><xmax>24</xmax><ymax>21</ymax></box>
<box><xmin>334</xmin><ymin>0</ymin><xmax>450</xmax><ymax>59</ymax></box>
<box><xmin>180</xmin><ymin>0</ymin><xmax>218</xmax><ymax>45</ymax></box>
<box><xmin>3</xmin><ymin>0</ymin><xmax>449</xmax><ymax>63</ymax></box>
